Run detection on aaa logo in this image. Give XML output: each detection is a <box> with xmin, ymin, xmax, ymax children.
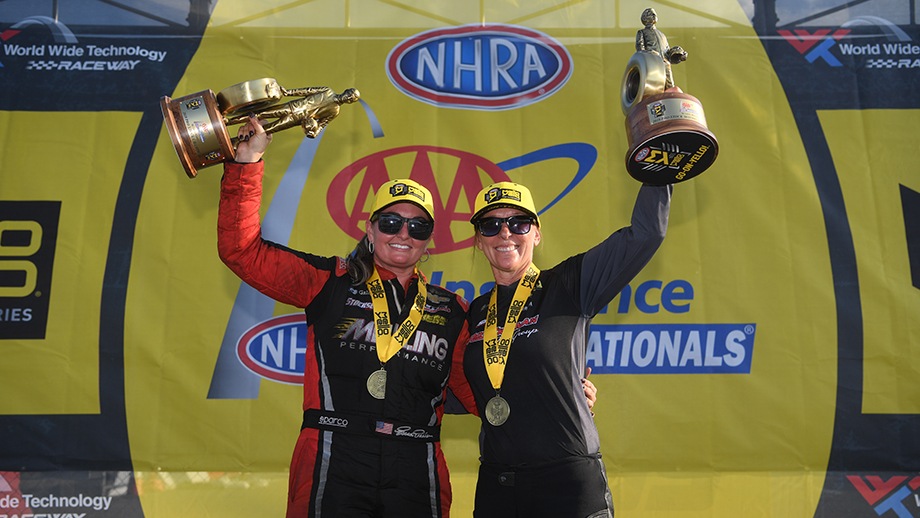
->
<box><xmin>326</xmin><ymin>145</ymin><xmax>509</xmax><ymax>254</ymax></box>
<box><xmin>326</xmin><ymin>143</ymin><xmax>597</xmax><ymax>254</ymax></box>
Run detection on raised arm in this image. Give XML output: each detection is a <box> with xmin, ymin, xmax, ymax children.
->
<box><xmin>217</xmin><ymin>116</ymin><xmax>331</xmax><ymax>308</ymax></box>
<box><xmin>578</xmin><ymin>183</ymin><xmax>672</xmax><ymax>316</ymax></box>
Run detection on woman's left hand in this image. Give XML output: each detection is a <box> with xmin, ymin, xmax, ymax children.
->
<box><xmin>235</xmin><ymin>114</ymin><xmax>272</xmax><ymax>163</ymax></box>
<box><xmin>582</xmin><ymin>367</ymin><xmax>597</xmax><ymax>413</ymax></box>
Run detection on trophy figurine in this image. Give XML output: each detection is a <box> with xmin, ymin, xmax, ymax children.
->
<box><xmin>160</xmin><ymin>78</ymin><xmax>360</xmax><ymax>178</ymax></box>
<box><xmin>620</xmin><ymin>8</ymin><xmax>718</xmax><ymax>185</ymax></box>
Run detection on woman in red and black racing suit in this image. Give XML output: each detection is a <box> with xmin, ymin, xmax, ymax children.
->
<box><xmin>217</xmin><ymin>115</ymin><xmax>476</xmax><ymax>517</ymax></box>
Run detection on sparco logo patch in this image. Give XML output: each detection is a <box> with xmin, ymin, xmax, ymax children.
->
<box><xmin>318</xmin><ymin>416</ymin><xmax>349</xmax><ymax>428</ymax></box>
<box><xmin>386</xmin><ymin>24</ymin><xmax>572</xmax><ymax>110</ymax></box>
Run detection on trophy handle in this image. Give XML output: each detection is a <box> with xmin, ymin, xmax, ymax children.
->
<box><xmin>620</xmin><ymin>51</ymin><xmax>667</xmax><ymax>115</ymax></box>
<box><xmin>216</xmin><ymin>78</ymin><xmax>284</xmax><ymax>118</ymax></box>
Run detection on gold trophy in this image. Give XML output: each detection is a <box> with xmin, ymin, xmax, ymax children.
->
<box><xmin>620</xmin><ymin>8</ymin><xmax>718</xmax><ymax>185</ymax></box>
<box><xmin>160</xmin><ymin>78</ymin><xmax>360</xmax><ymax>178</ymax></box>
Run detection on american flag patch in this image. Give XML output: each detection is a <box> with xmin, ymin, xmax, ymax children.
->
<box><xmin>375</xmin><ymin>421</ymin><xmax>393</xmax><ymax>435</ymax></box>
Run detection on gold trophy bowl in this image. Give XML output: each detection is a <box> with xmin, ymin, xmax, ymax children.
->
<box><xmin>160</xmin><ymin>89</ymin><xmax>235</xmax><ymax>178</ymax></box>
<box><xmin>160</xmin><ymin>78</ymin><xmax>360</xmax><ymax>178</ymax></box>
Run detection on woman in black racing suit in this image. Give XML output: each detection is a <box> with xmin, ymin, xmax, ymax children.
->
<box><xmin>464</xmin><ymin>180</ymin><xmax>671</xmax><ymax>517</ymax></box>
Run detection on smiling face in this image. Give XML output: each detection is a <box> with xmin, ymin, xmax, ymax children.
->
<box><xmin>474</xmin><ymin>207</ymin><xmax>541</xmax><ymax>286</ymax></box>
<box><xmin>366</xmin><ymin>202</ymin><xmax>431</xmax><ymax>279</ymax></box>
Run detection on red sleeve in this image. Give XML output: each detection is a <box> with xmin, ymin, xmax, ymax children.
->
<box><xmin>447</xmin><ymin>318</ymin><xmax>479</xmax><ymax>417</ymax></box>
<box><xmin>217</xmin><ymin>161</ymin><xmax>332</xmax><ymax>308</ymax></box>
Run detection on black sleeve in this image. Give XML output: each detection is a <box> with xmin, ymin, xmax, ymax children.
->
<box><xmin>578</xmin><ymin>183</ymin><xmax>672</xmax><ymax>316</ymax></box>
<box><xmin>443</xmin><ymin>389</ymin><xmax>471</xmax><ymax>415</ymax></box>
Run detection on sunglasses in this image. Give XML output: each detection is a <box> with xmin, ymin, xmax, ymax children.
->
<box><xmin>374</xmin><ymin>212</ymin><xmax>434</xmax><ymax>240</ymax></box>
<box><xmin>476</xmin><ymin>216</ymin><xmax>535</xmax><ymax>237</ymax></box>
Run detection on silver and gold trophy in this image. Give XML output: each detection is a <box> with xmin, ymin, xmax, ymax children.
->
<box><xmin>160</xmin><ymin>78</ymin><xmax>359</xmax><ymax>178</ymax></box>
<box><xmin>620</xmin><ymin>8</ymin><xmax>718</xmax><ymax>184</ymax></box>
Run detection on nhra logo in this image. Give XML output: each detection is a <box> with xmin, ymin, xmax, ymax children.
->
<box><xmin>236</xmin><ymin>314</ymin><xmax>307</xmax><ymax>384</ymax></box>
<box><xmin>386</xmin><ymin>24</ymin><xmax>573</xmax><ymax>110</ymax></box>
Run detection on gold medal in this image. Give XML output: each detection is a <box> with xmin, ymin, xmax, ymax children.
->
<box><xmin>485</xmin><ymin>395</ymin><xmax>511</xmax><ymax>426</ymax></box>
<box><xmin>481</xmin><ymin>264</ymin><xmax>540</xmax><ymax>419</ymax></box>
<box><xmin>366</xmin><ymin>368</ymin><xmax>387</xmax><ymax>399</ymax></box>
<box><xmin>364</xmin><ymin>267</ymin><xmax>428</xmax><ymax>401</ymax></box>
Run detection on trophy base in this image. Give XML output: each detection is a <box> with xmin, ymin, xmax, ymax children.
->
<box><xmin>625</xmin><ymin>90</ymin><xmax>718</xmax><ymax>185</ymax></box>
<box><xmin>160</xmin><ymin>90</ymin><xmax>234</xmax><ymax>178</ymax></box>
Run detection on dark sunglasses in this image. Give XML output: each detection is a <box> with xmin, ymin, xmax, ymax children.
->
<box><xmin>374</xmin><ymin>212</ymin><xmax>434</xmax><ymax>240</ymax></box>
<box><xmin>476</xmin><ymin>216</ymin><xmax>535</xmax><ymax>237</ymax></box>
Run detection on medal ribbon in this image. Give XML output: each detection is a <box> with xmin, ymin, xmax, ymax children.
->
<box><xmin>367</xmin><ymin>267</ymin><xmax>428</xmax><ymax>364</ymax></box>
<box><xmin>483</xmin><ymin>264</ymin><xmax>540</xmax><ymax>390</ymax></box>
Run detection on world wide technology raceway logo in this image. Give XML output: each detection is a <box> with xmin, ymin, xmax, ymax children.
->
<box><xmin>0</xmin><ymin>10</ymin><xmax>187</xmax><ymax>112</ymax></box>
<box><xmin>778</xmin><ymin>15</ymin><xmax>920</xmax><ymax>69</ymax></box>
<box><xmin>0</xmin><ymin>16</ymin><xmax>168</xmax><ymax>72</ymax></box>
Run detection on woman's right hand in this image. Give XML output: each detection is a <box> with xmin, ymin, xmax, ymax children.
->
<box><xmin>235</xmin><ymin>114</ymin><xmax>272</xmax><ymax>163</ymax></box>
